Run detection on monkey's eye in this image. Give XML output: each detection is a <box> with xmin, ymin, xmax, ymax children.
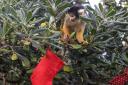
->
<box><xmin>69</xmin><ymin>14</ymin><xmax>75</xmax><ymax>18</ymax></box>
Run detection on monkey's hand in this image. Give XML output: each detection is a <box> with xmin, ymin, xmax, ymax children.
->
<box><xmin>63</xmin><ymin>34</ymin><xmax>70</xmax><ymax>41</ymax></box>
<box><xmin>61</xmin><ymin>25</ymin><xmax>71</xmax><ymax>42</ymax></box>
<box><xmin>82</xmin><ymin>40</ymin><xmax>88</xmax><ymax>45</ymax></box>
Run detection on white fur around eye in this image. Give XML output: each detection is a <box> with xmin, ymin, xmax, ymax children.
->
<box><xmin>78</xmin><ymin>9</ymin><xmax>85</xmax><ymax>13</ymax></box>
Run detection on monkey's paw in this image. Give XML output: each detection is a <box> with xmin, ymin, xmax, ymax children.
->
<box><xmin>82</xmin><ymin>40</ymin><xmax>89</xmax><ymax>45</ymax></box>
<box><xmin>61</xmin><ymin>34</ymin><xmax>70</xmax><ymax>42</ymax></box>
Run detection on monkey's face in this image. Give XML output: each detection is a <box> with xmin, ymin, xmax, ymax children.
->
<box><xmin>67</xmin><ymin>6</ymin><xmax>85</xmax><ymax>20</ymax></box>
<box><xmin>65</xmin><ymin>5</ymin><xmax>85</xmax><ymax>27</ymax></box>
<box><xmin>68</xmin><ymin>13</ymin><xmax>77</xmax><ymax>21</ymax></box>
<box><xmin>67</xmin><ymin>8</ymin><xmax>85</xmax><ymax>23</ymax></box>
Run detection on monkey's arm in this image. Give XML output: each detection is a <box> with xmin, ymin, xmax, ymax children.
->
<box><xmin>61</xmin><ymin>23</ymin><xmax>71</xmax><ymax>42</ymax></box>
<box><xmin>62</xmin><ymin>14</ymin><xmax>71</xmax><ymax>36</ymax></box>
<box><xmin>61</xmin><ymin>14</ymin><xmax>71</xmax><ymax>41</ymax></box>
<box><xmin>62</xmin><ymin>25</ymin><xmax>70</xmax><ymax>36</ymax></box>
<box><xmin>76</xmin><ymin>23</ymin><xmax>85</xmax><ymax>43</ymax></box>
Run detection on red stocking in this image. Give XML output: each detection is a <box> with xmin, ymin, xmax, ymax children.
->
<box><xmin>109</xmin><ymin>67</ymin><xmax>128</xmax><ymax>85</ymax></box>
<box><xmin>30</xmin><ymin>48</ymin><xmax>64</xmax><ymax>85</ymax></box>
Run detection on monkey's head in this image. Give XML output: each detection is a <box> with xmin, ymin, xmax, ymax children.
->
<box><xmin>67</xmin><ymin>5</ymin><xmax>85</xmax><ymax>21</ymax></box>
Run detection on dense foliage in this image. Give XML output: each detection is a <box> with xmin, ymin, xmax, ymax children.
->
<box><xmin>0</xmin><ymin>0</ymin><xmax>128</xmax><ymax>85</ymax></box>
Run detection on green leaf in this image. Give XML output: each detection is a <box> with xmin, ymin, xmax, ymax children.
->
<box><xmin>8</xmin><ymin>6</ymin><xmax>17</xmax><ymax>17</ymax></box>
<box><xmin>47</xmin><ymin>7</ymin><xmax>56</xmax><ymax>16</ymax></box>
<box><xmin>80</xmin><ymin>17</ymin><xmax>94</xmax><ymax>23</ymax></box>
<box><xmin>55</xmin><ymin>73</ymin><xmax>63</xmax><ymax>79</ymax></box>
<box><xmin>17</xmin><ymin>8</ymin><xmax>26</xmax><ymax>24</ymax></box>
<box><xmin>31</xmin><ymin>28</ymin><xmax>47</xmax><ymax>34</ymax></box>
<box><xmin>106</xmin><ymin>7</ymin><xmax>116</xmax><ymax>17</ymax></box>
<box><xmin>16</xmin><ymin>53</ymin><xmax>31</xmax><ymax>68</ymax></box>
<box><xmin>55</xmin><ymin>0</ymin><xmax>61</xmax><ymax>6</ymax></box>
<box><xmin>98</xmin><ymin>3</ymin><xmax>103</xmax><ymax>13</ymax></box>
<box><xmin>123</xmin><ymin>53</ymin><xmax>128</xmax><ymax>64</ymax></box>
<box><xmin>49</xmin><ymin>31</ymin><xmax>61</xmax><ymax>38</ymax></box>
<box><xmin>31</xmin><ymin>40</ymin><xmax>41</xmax><ymax>48</ymax></box>
<box><xmin>26</xmin><ymin>69</ymin><xmax>33</xmax><ymax>74</ymax></box>
<box><xmin>38</xmin><ymin>47</ymin><xmax>46</xmax><ymax>54</ymax></box>
<box><xmin>32</xmin><ymin>7</ymin><xmax>40</xmax><ymax>16</ymax></box>
<box><xmin>21</xmin><ymin>57</ymin><xmax>31</xmax><ymax>68</ymax></box>
<box><xmin>70</xmin><ymin>32</ymin><xmax>75</xmax><ymax>38</ymax></box>
<box><xmin>94</xmin><ymin>5</ymin><xmax>104</xmax><ymax>18</ymax></box>
<box><xmin>91</xmin><ymin>29</ymin><xmax>96</xmax><ymax>35</ymax></box>
<box><xmin>86</xmin><ymin>6</ymin><xmax>95</xmax><ymax>12</ymax></box>
<box><xmin>70</xmin><ymin>44</ymin><xmax>82</xmax><ymax>49</ymax></box>
<box><xmin>7</xmin><ymin>14</ymin><xmax>20</xmax><ymax>23</ymax></box>
<box><xmin>26</xmin><ymin>11</ymin><xmax>32</xmax><ymax>23</ymax></box>
<box><xmin>57</xmin><ymin>2</ymin><xmax>71</xmax><ymax>12</ymax></box>
<box><xmin>123</xmin><ymin>12</ymin><xmax>128</xmax><ymax>17</ymax></box>
<box><xmin>2</xmin><ymin>19</ymin><xmax>12</xmax><ymax>37</ymax></box>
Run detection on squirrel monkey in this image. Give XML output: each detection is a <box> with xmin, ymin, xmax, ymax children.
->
<box><xmin>61</xmin><ymin>5</ymin><xmax>86</xmax><ymax>43</ymax></box>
